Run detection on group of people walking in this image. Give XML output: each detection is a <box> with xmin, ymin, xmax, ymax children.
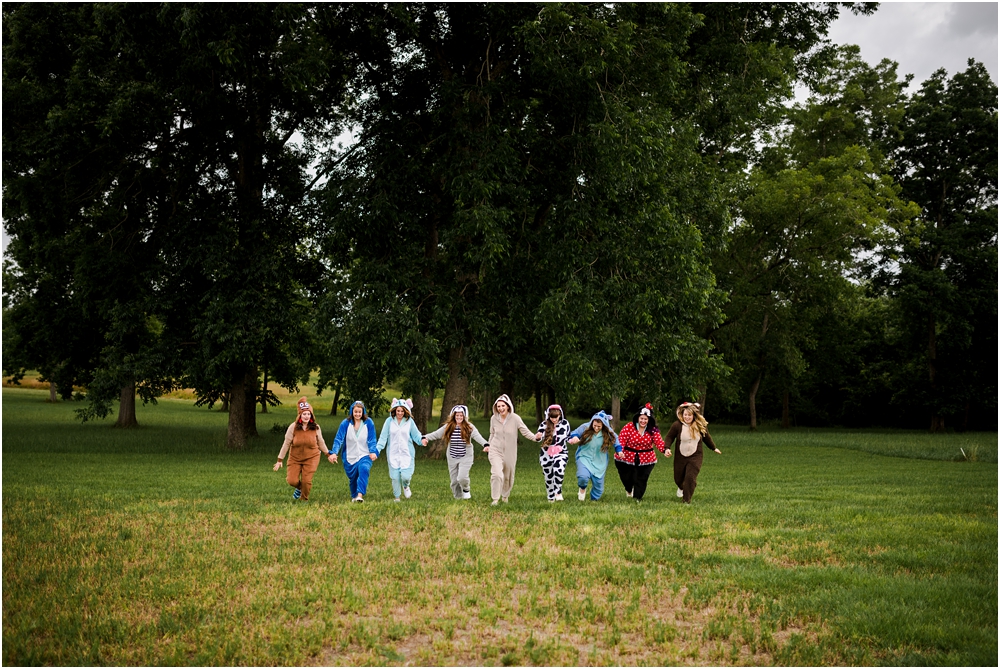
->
<box><xmin>274</xmin><ymin>395</ymin><xmax>721</xmax><ymax>505</ymax></box>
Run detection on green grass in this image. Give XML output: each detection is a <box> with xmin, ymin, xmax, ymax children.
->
<box><xmin>3</xmin><ymin>388</ymin><xmax>997</xmax><ymax>666</ymax></box>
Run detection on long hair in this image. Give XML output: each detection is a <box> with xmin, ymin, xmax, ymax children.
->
<box><xmin>580</xmin><ymin>420</ymin><xmax>612</xmax><ymax>453</ymax></box>
<box><xmin>350</xmin><ymin>402</ymin><xmax>368</xmax><ymax>423</ymax></box>
<box><xmin>392</xmin><ymin>406</ymin><xmax>412</xmax><ymax>420</ymax></box>
<box><xmin>443</xmin><ymin>413</ymin><xmax>472</xmax><ymax>444</ymax></box>
<box><xmin>542</xmin><ymin>408</ymin><xmax>561</xmax><ymax>445</ymax></box>
<box><xmin>677</xmin><ymin>403</ymin><xmax>708</xmax><ymax>437</ymax></box>
<box><xmin>296</xmin><ymin>415</ymin><xmax>319</xmax><ymax>431</ymax></box>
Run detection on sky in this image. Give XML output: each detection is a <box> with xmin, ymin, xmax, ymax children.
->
<box><xmin>827</xmin><ymin>2</ymin><xmax>998</xmax><ymax>87</ymax></box>
<box><xmin>2</xmin><ymin>3</ymin><xmax>997</xmax><ymax>256</ymax></box>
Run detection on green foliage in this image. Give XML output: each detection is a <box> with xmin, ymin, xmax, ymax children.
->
<box><xmin>709</xmin><ymin>44</ymin><xmax>919</xmax><ymax>426</ymax></box>
<box><xmin>882</xmin><ymin>60</ymin><xmax>998</xmax><ymax>430</ymax></box>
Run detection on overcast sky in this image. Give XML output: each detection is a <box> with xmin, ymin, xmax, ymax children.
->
<box><xmin>827</xmin><ymin>2</ymin><xmax>998</xmax><ymax>87</ymax></box>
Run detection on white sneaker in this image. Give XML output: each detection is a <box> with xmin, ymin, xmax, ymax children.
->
<box><xmin>501</xmin><ymin>496</ymin><xmax>509</xmax><ymax>504</ymax></box>
<box><xmin>491</xmin><ymin>500</ymin><xmax>499</xmax><ymax>507</ymax></box>
<box><xmin>578</xmin><ymin>488</ymin><xmax>587</xmax><ymax>501</ymax></box>
<box><xmin>394</xmin><ymin>498</ymin><xmax>400</xmax><ymax>503</ymax></box>
<box><xmin>462</xmin><ymin>489</ymin><xmax>471</xmax><ymax>499</ymax></box>
<box><xmin>626</xmin><ymin>490</ymin><xmax>633</xmax><ymax>498</ymax></box>
<box><xmin>353</xmin><ymin>494</ymin><xmax>364</xmax><ymax>503</ymax></box>
<box><xmin>403</xmin><ymin>486</ymin><xmax>412</xmax><ymax>499</ymax></box>
<box><xmin>677</xmin><ymin>488</ymin><xmax>684</xmax><ymax>498</ymax></box>
<box><xmin>554</xmin><ymin>493</ymin><xmax>563</xmax><ymax>501</ymax></box>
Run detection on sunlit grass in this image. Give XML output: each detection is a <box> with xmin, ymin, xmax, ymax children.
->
<box><xmin>3</xmin><ymin>388</ymin><xmax>996</xmax><ymax>665</ymax></box>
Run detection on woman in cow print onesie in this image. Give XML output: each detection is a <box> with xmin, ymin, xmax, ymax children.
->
<box><xmin>534</xmin><ymin>404</ymin><xmax>571</xmax><ymax>502</ymax></box>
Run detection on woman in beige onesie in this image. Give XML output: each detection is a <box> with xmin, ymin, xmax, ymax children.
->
<box><xmin>273</xmin><ymin>397</ymin><xmax>335</xmax><ymax>501</ymax></box>
<box><xmin>484</xmin><ymin>394</ymin><xmax>540</xmax><ymax>506</ymax></box>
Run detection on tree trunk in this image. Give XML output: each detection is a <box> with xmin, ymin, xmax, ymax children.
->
<box><xmin>221</xmin><ymin>391</ymin><xmax>230</xmax><ymax>413</ymax></box>
<box><xmin>226</xmin><ymin>369</ymin><xmax>258</xmax><ymax>450</ymax></box>
<box><xmin>499</xmin><ymin>371</ymin><xmax>514</xmax><ymax>404</ymax></box>
<box><xmin>49</xmin><ymin>381</ymin><xmax>58</xmax><ymax>403</ymax></box>
<box><xmin>929</xmin><ymin>415</ymin><xmax>945</xmax><ymax>432</ymax></box>
<box><xmin>260</xmin><ymin>366</ymin><xmax>268</xmax><ymax>414</ymax></box>
<box><xmin>412</xmin><ymin>391</ymin><xmax>434</xmax><ymax>434</ymax></box>
<box><xmin>546</xmin><ymin>385</ymin><xmax>555</xmax><ymax>409</ymax></box>
<box><xmin>243</xmin><ymin>367</ymin><xmax>258</xmax><ymax>438</ymax></box>
<box><xmin>330</xmin><ymin>380</ymin><xmax>342</xmax><ymax>415</ymax></box>
<box><xmin>115</xmin><ymin>380</ymin><xmax>138</xmax><ymax>428</ymax></box>
<box><xmin>781</xmin><ymin>389</ymin><xmax>791</xmax><ymax>429</ymax></box>
<box><xmin>927</xmin><ymin>314</ymin><xmax>945</xmax><ymax>432</ymax></box>
<box><xmin>534</xmin><ymin>383</ymin><xmax>543</xmax><ymax>425</ymax></box>
<box><xmin>611</xmin><ymin>395</ymin><xmax>621</xmax><ymax>431</ymax></box>
<box><xmin>696</xmin><ymin>385</ymin><xmax>707</xmax><ymax>416</ymax></box>
<box><xmin>439</xmin><ymin>347</ymin><xmax>469</xmax><ymax>426</ymax></box>
<box><xmin>748</xmin><ymin>371</ymin><xmax>762</xmax><ymax>431</ymax></box>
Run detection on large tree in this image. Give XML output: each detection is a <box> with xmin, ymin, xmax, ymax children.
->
<box><xmin>317</xmin><ymin>3</ymin><xmax>872</xmax><ymax>435</ymax></box>
<box><xmin>709</xmin><ymin>45</ymin><xmax>917</xmax><ymax>428</ymax></box>
<box><xmin>3</xmin><ymin>3</ymin><xmax>173</xmax><ymax>426</ymax></box>
<box><xmin>4</xmin><ymin>4</ymin><xmax>365</xmax><ymax>446</ymax></box>
<box><xmin>885</xmin><ymin>60</ymin><xmax>998</xmax><ymax>431</ymax></box>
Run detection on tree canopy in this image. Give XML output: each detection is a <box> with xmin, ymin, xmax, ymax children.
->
<box><xmin>4</xmin><ymin>3</ymin><xmax>995</xmax><ymax>438</ymax></box>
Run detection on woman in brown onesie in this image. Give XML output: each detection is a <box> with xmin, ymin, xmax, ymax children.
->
<box><xmin>273</xmin><ymin>397</ymin><xmax>336</xmax><ymax>501</ymax></box>
<box><xmin>663</xmin><ymin>402</ymin><xmax>721</xmax><ymax>504</ymax></box>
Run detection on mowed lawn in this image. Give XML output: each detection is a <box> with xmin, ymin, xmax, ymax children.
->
<box><xmin>2</xmin><ymin>389</ymin><xmax>996</xmax><ymax>666</ymax></box>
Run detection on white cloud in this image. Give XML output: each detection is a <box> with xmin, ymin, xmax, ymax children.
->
<box><xmin>827</xmin><ymin>2</ymin><xmax>998</xmax><ymax>88</ymax></box>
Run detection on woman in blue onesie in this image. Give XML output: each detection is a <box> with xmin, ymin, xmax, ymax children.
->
<box><xmin>567</xmin><ymin>410</ymin><xmax>618</xmax><ymax>501</ymax></box>
<box><xmin>331</xmin><ymin>400</ymin><xmax>378</xmax><ymax>502</ymax></box>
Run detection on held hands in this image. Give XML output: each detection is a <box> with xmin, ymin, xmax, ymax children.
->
<box><xmin>328</xmin><ymin>453</ymin><xmax>337</xmax><ymax>463</ymax></box>
<box><xmin>369</xmin><ymin>453</ymin><xmax>377</xmax><ymax>461</ymax></box>
<box><xmin>421</xmin><ymin>438</ymin><xmax>428</xmax><ymax>447</ymax></box>
<box><xmin>568</xmin><ymin>437</ymin><xmax>580</xmax><ymax>445</ymax></box>
<box><xmin>665</xmin><ymin>449</ymin><xmax>672</xmax><ymax>458</ymax></box>
<box><xmin>534</xmin><ymin>432</ymin><xmax>543</xmax><ymax>441</ymax></box>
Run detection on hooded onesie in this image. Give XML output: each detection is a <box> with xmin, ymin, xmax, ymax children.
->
<box><xmin>279</xmin><ymin>397</ymin><xmax>330</xmax><ymax>501</ymax></box>
<box><xmin>663</xmin><ymin>402</ymin><xmax>719</xmax><ymax>503</ymax></box>
<box><xmin>537</xmin><ymin>404</ymin><xmax>572</xmax><ymax>500</ymax></box>
<box><xmin>376</xmin><ymin>398</ymin><xmax>425</xmax><ymax>499</ymax></box>
<box><xmin>570</xmin><ymin>410</ymin><xmax>618</xmax><ymax>501</ymax></box>
<box><xmin>332</xmin><ymin>400</ymin><xmax>379</xmax><ymax>499</ymax></box>
<box><xmin>424</xmin><ymin>404</ymin><xmax>488</xmax><ymax>499</ymax></box>
<box><xmin>487</xmin><ymin>394</ymin><xmax>536</xmax><ymax>502</ymax></box>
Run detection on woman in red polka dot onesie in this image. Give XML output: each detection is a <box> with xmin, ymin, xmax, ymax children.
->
<box><xmin>613</xmin><ymin>403</ymin><xmax>669</xmax><ymax>501</ymax></box>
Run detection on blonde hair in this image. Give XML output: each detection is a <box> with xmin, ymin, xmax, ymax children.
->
<box><xmin>677</xmin><ymin>403</ymin><xmax>708</xmax><ymax>437</ymax></box>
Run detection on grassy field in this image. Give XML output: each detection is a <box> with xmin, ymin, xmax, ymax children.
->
<box><xmin>2</xmin><ymin>388</ymin><xmax>996</xmax><ymax>666</ymax></box>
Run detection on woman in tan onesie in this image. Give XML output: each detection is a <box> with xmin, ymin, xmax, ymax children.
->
<box><xmin>273</xmin><ymin>397</ymin><xmax>335</xmax><ymax>501</ymax></box>
<box><xmin>484</xmin><ymin>394</ymin><xmax>540</xmax><ymax>506</ymax></box>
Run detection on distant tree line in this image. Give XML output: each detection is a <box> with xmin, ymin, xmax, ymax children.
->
<box><xmin>3</xmin><ymin>3</ymin><xmax>996</xmax><ymax>448</ymax></box>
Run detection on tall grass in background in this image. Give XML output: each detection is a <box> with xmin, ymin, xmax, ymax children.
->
<box><xmin>3</xmin><ymin>388</ymin><xmax>996</xmax><ymax>665</ymax></box>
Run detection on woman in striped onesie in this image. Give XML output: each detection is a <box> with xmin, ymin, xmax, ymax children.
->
<box><xmin>423</xmin><ymin>405</ymin><xmax>488</xmax><ymax>500</ymax></box>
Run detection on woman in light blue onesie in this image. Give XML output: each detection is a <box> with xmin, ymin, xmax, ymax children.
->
<box><xmin>567</xmin><ymin>410</ymin><xmax>618</xmax><ymax>501</ymax></box>
<box><xmin>377</xmin><ymin>398</ymin><xmax>424</xmax><ymax>502</ymax></box>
